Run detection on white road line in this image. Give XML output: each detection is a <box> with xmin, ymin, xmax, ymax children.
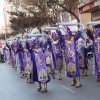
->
<box><xmin>60</xmin><ymin>85</ymin><xmax>75</xmax><ymax>93</ymax></box>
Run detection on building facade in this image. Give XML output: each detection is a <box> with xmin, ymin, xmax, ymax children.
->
<box><xmin>78</xmin><ymin>0</ymin><xmax>100</xmax><ymax>25</ymax></box>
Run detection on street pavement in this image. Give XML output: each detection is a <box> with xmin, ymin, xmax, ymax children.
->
<box><xmin>0</xmin><ymin>61</ymin><xmax>100</xmax><ymax>100</ymax></box>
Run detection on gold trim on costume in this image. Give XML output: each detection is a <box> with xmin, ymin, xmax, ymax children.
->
<box><xmin>66</xmin><ymin>62</ymin><xmax>76</xmax><ymax>74</ymax></box>
<box><xmin>25</xmin><ymin>64</ymin><xmax>32</xmax><ymax>74</ymax></box>
<box><xmin>78</xmin><ymin>53</ymin><xmax>84</xmax><ymax>66</ymax></box>
<box><xmin>65</xmin><ymin>38</ymin><xmax>75</xmax><ymax>61</ymax></box>
<box><xmin>39</xmin><ymin>69</ymin><xmax>48</xmax><ymax>80</ymax></box>
<box><xmin>56</xmin><ymin>58</ymin><xmax>63</xmax><ymax>68</ymax></box>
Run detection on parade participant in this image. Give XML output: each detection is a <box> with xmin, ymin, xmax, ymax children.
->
<box><xmin>26</xmin><ymin>37</ymin><xmax>50</xmax><ymax>93</ymax></box>
<box><xmin>19</xmin><ymin>39</ymin><xmax>26</xmax><ymax>78</ymax></box>
<box><xmin>11</xmin><ymin>41</ymin><xmax>17</xmax><ymax>69</ymax></box>
<box><xmin>16</xmin><ymin>37</ymin><xmax>24</xmax><ymax>74</ymax></box>
<box><xmin>86</xmin><ymin>27</ymin><xmax>100</xmax><ymax>82</ymax></box>
<box><xmin>57</xmin><ymin>25</ymin><xmax>66</xmax><ymax>45</ymax></box>
<box><xmin>22</xmin><ymin>42</ymin><xmax>33</xmax><ymax>83</ymax></box>
<box><xmin>10</xmin><ymin>42</ymin><xmax>16</xmax><ymax>68</ymax></box>
<box><xmin>6</xmin><ymin>42</ymin><xmax>12</xmax><ymax>65</ymax></box>
<box><xmin>44</xmin><ymin>39</ymin><xmax>55</xmax><ymax>79</ymax></box>
<box><xmin>3</xmin><ymin>44</ymin><xmax>9</xmax><ymax>63</ymax></box>
<box><xmin>85</xmin><ymin>38</ymin><xmax>93</xmax><ymax>60</ymax></box>
<box><xmin>42</xmin><ymin>31</ymin><xmax>55</xmax><ymax>79</ymax></box>
<box><xmin>14</xmin><ymin>39</ymin><xmax>21</xmax><ymax>73</ymax></box>
<box><xmin>77</xmin><ymin>38</ymin><xmax>88</xmax><ymax>77</ymax></box>
<box><xmin>64</xmin><ymin>26</ymin><xmax>82</xmax><ymax>88</ymax></box>
<box><xmin>56</xmin><ymin>29</ymin><xmax>65</xmax><ymax>57</ymax></box>
<box><xmin>6</xmin><ymin>40</ymin><xmax>16</xmax><ymax>68</ymax></box>
<box><xmin>57</xmin><ymin>25</ymin><xmax>67</xmax><ymax>57</ymax></box>
<box><xmin>51</xmin><ymin>32</ymin><xmax>63</xmax><ymax>80</ymax></box>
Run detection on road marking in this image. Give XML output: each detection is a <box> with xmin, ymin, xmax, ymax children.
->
<box><xmin>60</xmin><ymin>85</ymin><xmax>75</xmax><ymax>93</ymax></box>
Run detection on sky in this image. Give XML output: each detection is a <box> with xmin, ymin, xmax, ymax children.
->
<box><xmin>0</xmin><ymin>0</ymin><xmax>4</xmax><ymax>31</ymax></box>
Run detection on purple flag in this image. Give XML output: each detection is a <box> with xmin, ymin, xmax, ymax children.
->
<box><xmin>94</xmin><ymin>39</ymin><xmax>100</xmax><ymax>72</ymax></box>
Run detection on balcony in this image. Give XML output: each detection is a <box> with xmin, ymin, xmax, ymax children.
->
<box><xmin>78</xmin><ymin>0</ymin><xmax>100</xmax><ymax>14</ymax></box>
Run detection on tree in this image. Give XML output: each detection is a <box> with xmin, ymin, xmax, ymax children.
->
<box><xmin>24</xmin><ymin>4</ymin><xmax>61</xmax><ymax>26</ymax></box>
<box><xmin>8</xmin><ymin>11</ymin><xmax>32</xmax><ymax>34</ymax></box>
<box><xmin>18</xmin><ymin>0</ymin><xmax>81</xmax><ymax>22</ymax></box>
<box><xmin>7</xmin><ymin>0</ymin><xmax>82</xmax><ymax>34</ymax></box>
<box><xmin>47</xmin><ymin>0</ymin><xmax>80</xmax><ymax>22</ymax></box>
<box><xmin>7</xmin><ymin>0</ymin><xmax>62</xmax><ymax>34</ymax></box>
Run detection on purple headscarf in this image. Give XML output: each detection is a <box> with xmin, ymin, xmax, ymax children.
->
<box><xmin>65</xmin><ymin>30</ymin><xmax>72</xmax><ymax>37</ymax></box>
<box><xmin>33</xmin><ymin>37</ymin><xmax>40</xmax><ymax>46</ymax></box>
<box><xmin>52</xmin><ymin>32</ymin><xmax>57</xmax><ymax>38</ymax></box>
<box><xmin>12</xmin><ymin>41</ymin><xmax>17</xmax><ymax>47</ymax></box>
<box><xmin>95</xmin><ymin>28</ymin><xmax>100</xmax><ymax>35</ymax></box>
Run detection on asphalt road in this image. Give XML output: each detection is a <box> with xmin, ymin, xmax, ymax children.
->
<box><xmin>0</xmin><ymin>60</ymin><xmax>100</xmax><ymax>100</ymax></box>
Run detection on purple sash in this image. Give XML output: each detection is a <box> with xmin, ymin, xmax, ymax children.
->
<box><xmin>11</xmin><ymin>49</ymin><xmax>16</xmax><ymax>66</ymax></box>
<box><xmin>5</xmin><ymin>48</ymin><xmax>10</xmax><ymax>63</ymax></box>
<box><xmin>24</xmin><ymin>51</ymin><xmax>32</xmax><ymax>66</ymax></box>
<box><xmin>34</xmin><ymin>49</ymin><xmax>48</xmax><ymax>83</ymax></box>
<box><xmin>52</xmin><ymin>41</ymin><xmax>63</xmax><ymax>70</ymax></box>
<box><xmin>23</xmin><ymin>50</ymin><xmax>33</xmax><ymax>74</ymax></box>
<box><xmin>45</xmin><ymin>50</ymin><xmax>52</xmax><ymax>66</ymax></box>
<box><xmin>94</xmin><ymin>39</ymin><xmax>100</xmax><ymax>72</ymax></box>
<box><xmin>65</xmin><ymin>38</ymin><xmax>76</xmax><ymax>77</ymax></box>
